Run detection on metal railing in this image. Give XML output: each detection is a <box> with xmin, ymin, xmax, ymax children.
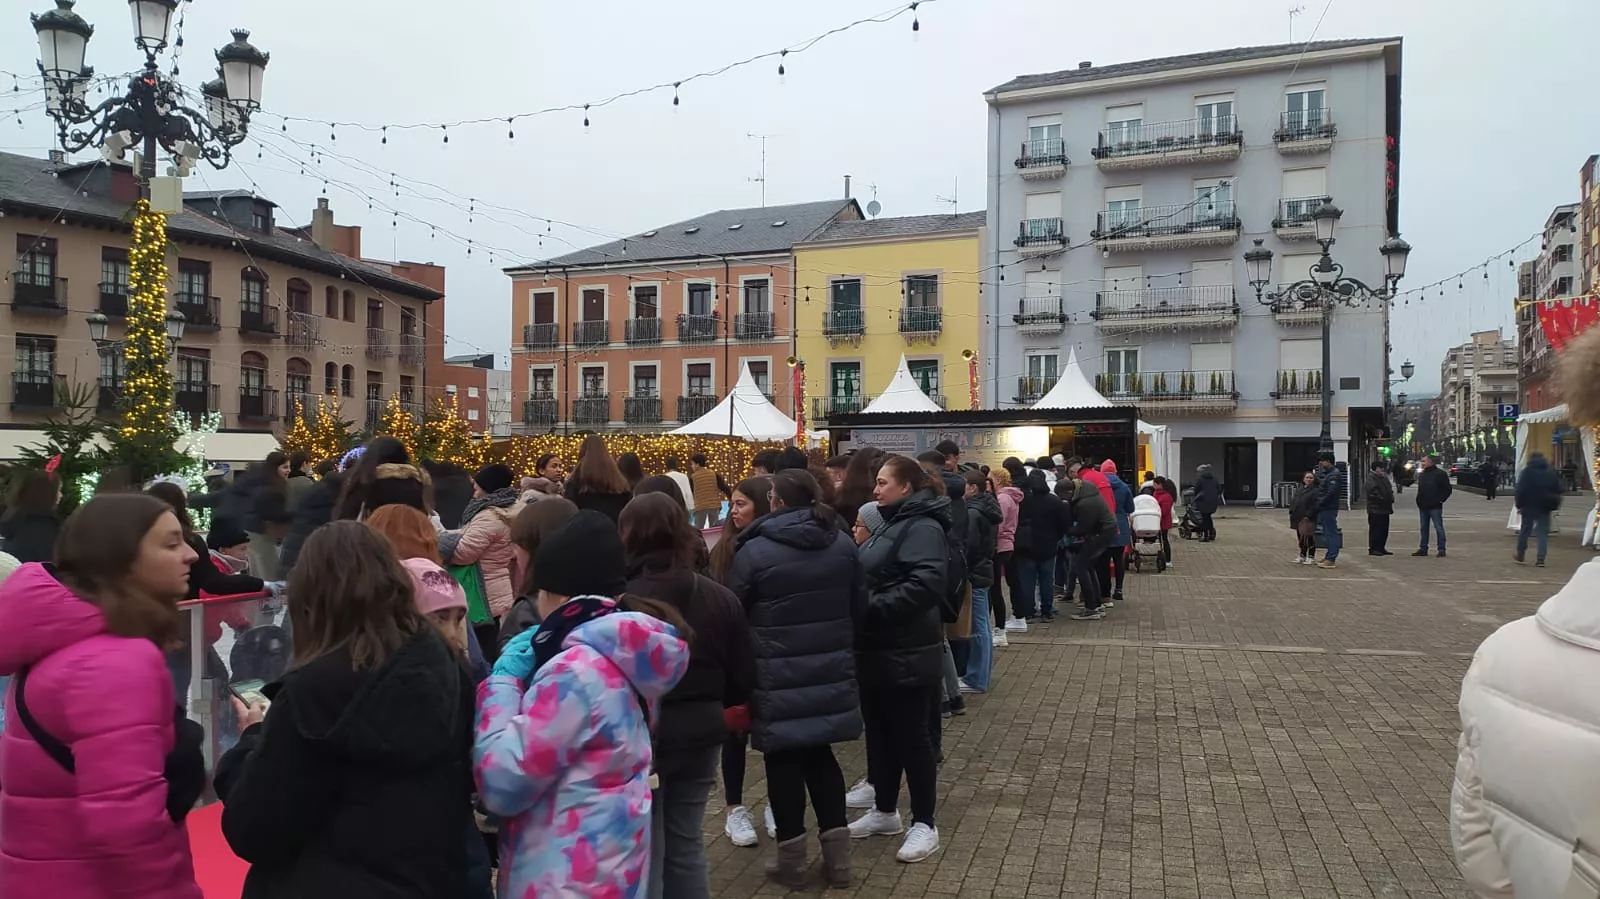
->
<box><xmin>676</xmin><ymin>313</ymin><xmax>718</xmax><ymax>343</ymax></box>
<box><xmin>175</xmin><ymin>382</ymin><xmax>220</xmax><ymax>422</ymax></box>
<box><xmin>1015</xmin><ymin>375</ymin><xmax>1059</xmax><ymax>403</ymax></box>
<box><xmin>1092</xmin><ymin>202</ymin><xmax>1241</xmax><ymax>241</ymax></box>
<box><xmin>677</xmin><ymin>394</ymin><xmax>717</xmax><ymax>421</ymax></box>
<box><xmin>624</xmin><ymin>394</ymin><xmax>662</xmax><ymax>425</ymax></box>
<box><xmin>1094</xmin><ymin>285</ymin><xmax>1236</xmax><ymax>319</ymax></box>
<box><xmin>898</xmin><ymin>306</ymin><xmax>942</xmax><ymax>334</ymax></box>
<box><xmin>1275</xmin><ymin>368</ymin><xmax>1323</xmax><ymax>398</ymax></box>
<box><xmin>523</xmin><ymin>395</ymin><xmax>558</xmax><ymax>427</ymax></box>
<box><xmin>574</xmin><ymin>393</ymin><xmax>610</xmax><ymax>426</ymax></box>
<box><xmin>811</xmin><ymin>395</ymin><xmax>868</xmax><ymax>419</ymax></box>
<box><xmin>10</xmin><ymin>369</ymin><xmax>60</xmax><ymax>409</ymax></box>
<box><xmin>365</xmin><ymin>328</ymin><xmax>393</xmax><ymax>361</ymax></box>
<box><xmin>572</xmin><ymin>319</ymin><xmax>609</xmax><ymax>347</ymax></box>
<box><xmin>1096</xmin><ymin>369</ymin><xmax>1236</xmax><ymax>398</ymax></box>
<box><xmin>735</xmin><ymin>311</ymin><xmax>775</xmax><ymax>340</ymax></box>
<box><xmin>98</xmin><ymin>281</ymin><xmax>129</xmax><ymax>316</ymax></box>
<box><xmin>175</xmin><ymin>293</ymin><xmax>221</xmax><ymax>329</ymax></box>
<box><xmin>1273</xmin><ymin>196</ymin><xmax>1333</xmax><ymax>229</ymax></box>
<box><xmin>364</xmin><ymin>398</ymin><xmax>384</xmax><ymax>429</ymax></box>
<box><xmin>1274</xmin><ymin>109</ymin><xmax>1336</xmax><ymax>143</ymax></box>
<box><xmin>824</xmin><ymin>307</ymin><xmax>865</xmax><ymax>336</ymax></box>
<box><xmin>97</xmin><ymin>374</ymin><xmax>122</xmax><ymax>413</ymax></box>
<box><xmin>399</xmin><ymin>333</ymin><xmax>425</xmax><ymax>367</ymax></box>
<box><xmin>625</xmin><ymin>317</ymin><xmax>663</xmax><ymax>345</ymax></box>
<box><xmin>1014</xmin><ymin>295</ymin><xmax>1066</xmax><ymax>327</ymax></box>
<box><xmin>11</xmin><ymin>273</ymin><xmax>67</xmax><ymax>311</ymax></box>
<box><xmin>283</xmin><ymin>391</ymin><xmax>315</xmax><ymax>423</ymax></box>
<box><xmin>1015</xmin><ymin>218</ymin><xmax>1066</xmax><ymax>247</ymax></box>
<box><xmin>1091</xmin><ymin>116</ymin><xmax>1242</xmax><ymax>159</ymax></box>
<box><xmin>238</xmin><ymin>385</ymin><xmax>279</xmax><ymax>422</ymax></box>
<box><xmin>239</xmin><ymin>304</ymin><xmax>280</xmax><ymax>337</ymax></box>
<box><xmin>286</xmin><ymin>311</ymin><xmax>319</xmax><ymax>350</ymax></box>
<box><xmin>1015</xmin><ymin>137</ymin><xmax>1068</xmax><ymax>168</ymax></box>
<box><xmin>523</xmin><ymin>322</ymin><xmax>558</xmax><ymax>350</ymax></box>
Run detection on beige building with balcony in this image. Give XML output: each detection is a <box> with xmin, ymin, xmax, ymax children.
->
<box><xmin>1437</xmin><ymin>329</ymin><xmax>1518</xmax><ymax>439</ymax></box>
<box><xmin>0</xmin><ymin>152</ymin><xmax>443</xmax><ymax>461</ymax></box>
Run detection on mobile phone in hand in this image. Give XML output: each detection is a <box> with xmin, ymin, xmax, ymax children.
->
<box><xmin>229</xmin><ymin>679</ymin><xmax>268</xmax><ymax>707</ymax></box>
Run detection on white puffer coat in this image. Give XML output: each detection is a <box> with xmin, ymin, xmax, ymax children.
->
<box><xmin>1452</xmin><ymin>558</ymin><xmax>1600</xmax><ymax>898</ymax></box>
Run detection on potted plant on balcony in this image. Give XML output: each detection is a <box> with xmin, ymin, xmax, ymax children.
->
<box><xmin>1154</xmin><ymin>372</ymin><xmax>1168</xmax><ymax>396</ymax></box>
<box><xmin>1130</xmin><ymin>372</ymin><xmax>1144</xmax><ymax>395</ymax></box>
<box><xmin>1095</xmin><ymin>372</ymin><xmax>1105</xmax><ymax>393</ymax></box>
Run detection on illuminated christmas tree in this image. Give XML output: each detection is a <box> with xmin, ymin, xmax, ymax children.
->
<box><xmin>376</xmin><ymin>394</ymin><xmax>420</xmax><ymax>458</ymax></box>
<box><xmin>419</xmin><ymin>394</ymin><xmax>484</xmax><ymax>469</ymax></box>
<box><xmin>282</xmin><ymin>395</ymin><xmax>355</xmax><ymax>464</ymax></box>
<box><xmin>103</xmin><ymin>200</ymin><xmax>185</xmax><ymax>481</ymax></box>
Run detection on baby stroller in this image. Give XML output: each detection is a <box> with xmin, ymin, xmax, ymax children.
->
<box><xmin>1177</xmin><ymin>489</ymin><xmax>1207</xmax><ymax>541</ymax></box>
<box><xmin>1128</xmin><ymin>494</ymin><xmax>1166</xmax><ymax>572</ymax></box>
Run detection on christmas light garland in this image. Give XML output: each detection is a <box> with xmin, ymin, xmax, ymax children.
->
<box><xmin>111</xmin><ymin>199</ymin><xmax>184</xmax><ymax>480</ymax></box>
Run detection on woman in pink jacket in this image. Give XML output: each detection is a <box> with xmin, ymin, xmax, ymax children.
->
<box><xmin>989</xmin><ymin>468</ymin><xmax>1023</xmax><ymax>640</ymax></box>
<box><xmin>0</xmin><ymin>493</ymin><xmax>204</xmax><ymax>898</ymax></box>
<box><xmin>442</xmin><ymin>464</ymin><xmax>521</xmax><ymax>628</ymax></box>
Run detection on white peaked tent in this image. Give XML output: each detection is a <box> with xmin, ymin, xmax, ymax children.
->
<box><xmin>1031</xmin><ymin>349</ymin><xmax>1172</xmax><ymax>477</ymax></box>
<box><xmin>671</xmin><ymin>360</ymin><xmax>798</xmax><ymax>441</ymax></box>
<box><xmin>861</xmin><ymin>356</ymin><xmax>945</xmax><ymax>414</ymax></box>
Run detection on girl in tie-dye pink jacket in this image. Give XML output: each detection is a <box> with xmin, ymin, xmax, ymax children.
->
<box><xmin>474</xmin><ymin>607</ymin><xmax>688</xmax><ymax>898</ymax></box>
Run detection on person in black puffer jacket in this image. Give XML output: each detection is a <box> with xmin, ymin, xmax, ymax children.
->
<box><xmin>851</xmin><ymin>455</ymin><xmax>948</xmax><ymax>864</ymax></box>
<box><xmin>726</xmin><ymin>469</ymin><xmax>864</xmax><ymax>888</ymax></box>
<box><xmin>276</xmin><ymin>472</ymin><xmax>342</xmax><ymax>577</ymax></box>
<box><xmin>0</xmin><ymin>468</ymin><xmax>60</xmax><ymax>564</ymax></box>
<box><xmin>1013</xmin><ymin>469</ymin><xmax>1068</xmax><ymax>620</ymax></box>
<box><xmin>620</xmin><ymin>493</ymin><xmax>756</xmax><ymax>898</ymax></box>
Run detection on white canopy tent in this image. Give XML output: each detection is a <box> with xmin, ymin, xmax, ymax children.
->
<box><xmin>671</xmin><ymin>361</ymin><xmax>799</xmax><ymax>441</ymax></box>
<box><xmin>860</xmin><ymin>356</ymin><xmax>945</xmax><ymax>414</ymax></box>
<box><xmin>1030</xmin><ymin>349</ymin><xmax>1172</xmax><ymax>477</ymax></box>
<box><xmin>1508</xmin><ymin>403</ymin><xmax>1599</xmax><ymax>545</ymax></box>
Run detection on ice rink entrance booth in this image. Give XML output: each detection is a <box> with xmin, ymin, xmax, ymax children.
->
<box><xmin>826</xmin><ymin>405</ymin><xmax>1141</xmax><ymax>474</ymax></box>
<box><xmin>1508</xmin><ymin>403</ymin><xmax>1600</xmax><ymax>545</ymax></box>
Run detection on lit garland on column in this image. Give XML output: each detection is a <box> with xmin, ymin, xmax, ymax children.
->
<box><xmin>108</xmin><ymin>199</ymin><xmax>183</xmax><ymax>480</ymax></box>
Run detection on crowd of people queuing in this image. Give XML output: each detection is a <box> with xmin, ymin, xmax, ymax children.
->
<box><xmin>0</xmin><ymin>433</ymin><xmax>1179</xmax><ymax>898</ymax></box>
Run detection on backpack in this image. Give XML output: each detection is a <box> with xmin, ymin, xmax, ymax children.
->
<box><xmin>886</xmin><ymin>516</ymin><xmax>968</xmax><ymax>624</ymax></box>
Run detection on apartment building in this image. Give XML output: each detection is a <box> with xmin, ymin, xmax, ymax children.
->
<box><xmin>1438</xmin><ymin>330</ymin><xmax>1518</xmax><ymax>438</ymax></box>
<box><xmin>506</xmin><ymin>199</ymin><xmax>861</xmax><ymax>434</ymax></box>
<box><xmin>0</xmin><ymin>153</ymin><xmax>442</xmax><ymax>459</ymax></box>
<box><xmin>1583</xmin><ymin>155</ymin><xmax>1598</xmax><ymax>294</ymax></box>
<box><xmin>441</xmin><ymin>353</ymin><xmax>513</xmax><ymax>437</ymax></box>
<box><xmin>794</xmin><ymin>212</ymin><xmax>986</xmax><ymax>422</ymax></box>
<box><xmin>984</xmin><ymin>38</ymin><xmax>1402</xmax><ymax>501</ymax></box>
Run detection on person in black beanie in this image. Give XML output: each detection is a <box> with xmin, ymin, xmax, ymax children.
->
<box><xmin>774</xmin><ymin>447</ymin><xmax>810</xmax><ymax>474</ymax></box>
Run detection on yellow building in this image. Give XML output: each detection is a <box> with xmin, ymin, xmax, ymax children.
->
<box><xmin>793</xmin><ymin>212</ymin><xmax>986</xmax><ymax>424</ymax></box>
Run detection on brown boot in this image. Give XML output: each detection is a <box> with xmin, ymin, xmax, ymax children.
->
<box><xmin>819</xmin><ymin>827</ymin><xmax>852</xmax><ymax>888</ymax></box>
<box><xmin>764</xmin><ymin>835</ymin><xmax>809</xmax><ymax>890</ymax></box>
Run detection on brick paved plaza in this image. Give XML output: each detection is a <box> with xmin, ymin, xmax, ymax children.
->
<box><xmin>703</xmin><ymin>495</ymin><xmax>1595</xmax><ymax>897</ymax></box>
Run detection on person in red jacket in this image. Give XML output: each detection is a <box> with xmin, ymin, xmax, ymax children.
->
<box><xmin>1152</xmin><ymin>476</ymin><xmax>1178</xmax><ymax>568</ymax></box>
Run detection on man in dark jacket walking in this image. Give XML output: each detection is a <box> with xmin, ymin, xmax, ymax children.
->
<box><xmin>1364</xmin><ymin>460</ymin><xmax>1395</xmax><ymax>556</ymax></box>
<box><xmin>1312</xmin><ymin>453</ymin><xmax>1345</xmax><ymax>569</ymax></box>
<box><xmin>1514</xmin><ymin>452</ymin><xmax>1564</xmax><ymax>566</ymax></box>
<box><xmin>1413</xmin><ymin>454</ymin><xmax>1453</xmax><ymax>557</ymax></box>
<box><xmin>1478</xmin><ymin>457</ymin><xmax>1500</xmax><ymax>501</ymax></box>
<box><xmin>1191</xmin><ymin>465</ymin><xmax>1221</xmax><ymax>541</ymax></box>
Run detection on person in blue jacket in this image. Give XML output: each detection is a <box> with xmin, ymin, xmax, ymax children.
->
<box><xmin>1312</xmin><ymin>452</ymin><xmax>1346</xmax><ymax>569</ymax></box>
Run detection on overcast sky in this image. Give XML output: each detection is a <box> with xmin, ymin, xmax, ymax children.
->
<box><xmin>4</xmin><ymin>0</ymin><xmax>1596</xmax><ymax>394</ymax></box>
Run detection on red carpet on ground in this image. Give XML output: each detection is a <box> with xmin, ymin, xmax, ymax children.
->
<box><xmin>188</xmin><ymin>803</ymin><xmax>247</xmax><ymax>899</ymax></box>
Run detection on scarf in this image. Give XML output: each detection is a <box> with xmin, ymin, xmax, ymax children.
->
<box><xmin>532</xmin><ymin>595</ymin><xmax>620</xmax><ymax>674</ymax></box>
<box><xmin>461</xmin><ymin>487</ymin><xmax>521</xmax><ymax>526</ymax></box>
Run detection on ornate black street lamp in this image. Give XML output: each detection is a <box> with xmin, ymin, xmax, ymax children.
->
<box><xmin>1244</xmin><ymin>202</ymin><xmax>1412</xmax><ymax>451</ymax></box>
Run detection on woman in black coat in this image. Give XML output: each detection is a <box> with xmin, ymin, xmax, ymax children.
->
<box><xmin>215</xmin><ymin>523</ymin><xmax>474</xmax><ymax>899</ymax></box>
<box><xmin>726</xmin><ymin>469</ymin><xmax>864</xmax><ymax>888</ymax></box>
<box><xmin>0</xmin><ymin>468</ymin><xmax>60</xmax><ymax>564</ymax></box>
<box><xmin>620</xmin><ymin>493</ymin><xmax>756</xmax><ymax>898</ymax></box>
<box><xmin>276</xmin><ymin>472</ymin><xmax>342</xmax><ymax>577</ymax></box>
<box><xmin>851</xmin><ymin>454</ymin><xmax>949</xmax><ymax>864</ymax></box>
<box><xmin>1013</xmin><ymin>469</ymin><xmax>1069</xmax><ymax>620</ymax></box>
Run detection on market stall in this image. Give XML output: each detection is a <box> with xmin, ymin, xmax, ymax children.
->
<box><xmin>1031</xmin><ymin>349</ymin><xmax>1172</xmax><ymax>477</ymax></box>
<box><xmin>1508</xmin><ymin>403</ymin><xmax>1600</xmax><ymax>545</ymax></box>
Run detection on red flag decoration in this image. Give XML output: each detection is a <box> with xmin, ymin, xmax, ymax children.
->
<box><xmin>44</xmin><ymin>454</ymin><xmax>61</xmax><ymax>476</ymax></box>
<box><xmin>1538</xmin><ymin>293</ymin><xmax>1600</xmax><ymax>352</ymax></box>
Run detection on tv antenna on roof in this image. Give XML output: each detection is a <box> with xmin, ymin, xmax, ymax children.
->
<box><xmin>935</xmin><ymin>178</ymin><xmax>958</xmax><ymax>214</ymax></box>
<box><xmin>1288</xmin><ymin>5</ymin><xmax>1306</xmax><ymax>41</ymax></box>
<box><xmin>865</xmin><ymin>183</ymin><xmax>881</xmax><ymax>218</ymax></box>
<box><xmin>747</xmin><ymin>133</ymin><xmax>775</xmax><ymax>207</ymax></box>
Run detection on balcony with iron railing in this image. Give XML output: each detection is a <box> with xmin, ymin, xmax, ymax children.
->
<box><xmin>238</xmin><ymin>385</ymin><xmax>279</xmax><ymax>424</ymax></box>
<box><xmin>1272</xmin><ymin>196</ymin><xmax>1333</xmax><ymax>240</ymax></box>
<box><xmin>1273</xmin><ymin>368</ymin><xmax>1324</xmax><ymax>411</ymax></box>
<box><xmin>239</xmin><ymin>304</ymin><xmax>280</xmax><ymax>338</ymax></box>
<box><xmin>175</xmin><ymin>292</ymin><xmax>221</xmax><ymax>330</ymax></box>
<box><xmin>1092</xmin><ymin>285</ymin><xmax>1238</xmax><ymax>331</ymax></box>
<box><xmin>574</xmin><ymin>392</ymin><xmax>611</xmax><ymax>426</ymax></box>
<box><xmin>1273</xmin><ymin>109</ymin><xmax>1336</xmax><ymax>152</ymax></box>
<box><xmin>523</xmin><ymin>394</ymin><xmax>558</xmax><ymax>428</ymax></box>
<box><xmin>523</xmin><ymin>322</ymin><xmax>558</xmax><ymax>350</ymax></box>
<box><xmin>1014</xmin><ymin>295</ymin><xmax>1066</xmax><ymax>333</ymax></box>
<box><xmin>286</xmin><ymin>311</ymin><xmax>319</xmax><ymax>350</ymax></box>
<box><xmin>1091</xmin><ymin>116</ymin><xmax>1243</xmax><ymax>169</ymax></box>
<box><xmin>99</xmin><ymin>281</ymin><xmax>129</xmax><ymax>316</ymax></box>
<box><xmin>1095</xmin><ymin>369</ymin><xmax>1238</xmax><ymax>413</ymax></box>
<box><xmin>283</xmin><ymin>391</ymin><xmax>315</xmax><ymax>423</ymax></box>
<box><xmin>1092</xmin><ymin>202</ymin><xmax>1241</xmax><ymax>253</ymax></box>
<box><xmin>364</xmin><ymin>398</ymin><xmax>384</xmax><ymax>429</ymax></box>
<box><xmin>811</xmin><ymin>394</ymin><xmax>870</xmax><ymax>420</ymax></box>
<box><xmin>175</xmin><ymin>382</ymin><xmax>220</xmax><ymax>423</ymax></box>
<box><xmin>1014</xmin><ymin>375</ymin><xmax>1060</xmax><ymax>404</ymax></box>
<box><xmin>11</xmin><ymin>273</ymin><xmax>68</xmax><ymax>314</ymax></box>
<box><xmin>898</xmin><ymin>306</ymin><xmax>943</xmax><ymax>337</ymax></box>
<box><xmin>625</xmin><ymin>317</ymin><xmax>663</xmax><ymax>345</ymax></box>
<box><xmin>572</xmin><ymin>319</ymin><xmax>609</xmax><ymax>347</ymax></box>
<box><xmin>1270</xmin><ymin>285</ymin><xmax>1326</xmax><ymax>326</ymax></box>
<box><xmin>11</xmin><ymin>369</ymin><xmax>62</xmax><ymax>410</ymax></box>
<box><xmin>1014</xmin><ymin>138</ymin><xmax>1069</xmax><ymax>179</ymax></box>
<box><xmin>624</xmin><ymin>393</ymin><xmax>663</xmax><ymax>425</ymax></box>
<box><xmin>735</xmin><ymin>311</ymin><xmax>775</xmax><ymax>341</ymax></box>
<box><xmin>365</xmin><ymin>328</ymin><xmax>393</xmax><ymax>361</ymax></box>
<box><xmin>400</xmin><ymin>333</ymin><xmax>425</xmax><ymax>367</ymax></box>
<box><xmin>1014</xmin><ymin>218</ymin><xmax>1067</xmax><ymax>257</ymax></box>
<box><xmin>97</xmin><ymin>374</ymin><xmax>122</xmax><ymax>414</ymax></box>
<box><xmin>400</xmin><ymin>397</ymin><xmax>424</xmax><ymax>418</ymax></box>
<box><xmin>823</xmin><ymin>307</ymin><xmax>865</xmax><ymax>343</ymax></box>
<box><xmin>677</xmin><ymin>394</ymin><xmax>717</xmax><ymax>422</ymax></box>
<box><xmin>676</xmin><ymin>313</ymin><xmax>718</xmax><ymax>343</ymax></box>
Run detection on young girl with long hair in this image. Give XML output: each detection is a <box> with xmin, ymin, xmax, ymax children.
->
<box><xmin>563</xmin><ymin>435</ymin><xmax>633</xmax><ymax>523</ymax></box>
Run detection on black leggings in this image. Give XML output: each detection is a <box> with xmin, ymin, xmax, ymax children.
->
<box><xmin>1099</xmin><ymin>547</ymin><xmax>1126</xmax><ymax>596</ymax></box>
<box><xmin>1159</xmin><ymin>529</ymin><xmax>1172</xmax><ymax>564</ymax></box>
<box><xmin>862</xmin><ymin>683</ymin><xmax>938</xmax><ymax>826</ymax></box>
<box><xmin>992</xmin><ymin>550</ymin><xmax>1014</xmax><ymax>623</ymax></box>
<box><xmin>764</xmin><ymin>745</ymin><xmax>847</xmax><ymax>841</ymax></box>
<box><xmin>722</xmin><ymin>731</ymin><xmax>747</xmax><ymax>806</ymax></box>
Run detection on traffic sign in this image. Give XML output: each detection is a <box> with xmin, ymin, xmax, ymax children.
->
<box><xmin>1498</xmin><ymin>403</ymin><xmax>1520</xmax><ymax>423</ymax></box>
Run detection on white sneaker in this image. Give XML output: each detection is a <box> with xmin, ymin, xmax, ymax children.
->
<box><xmin>1004</xmin><ymin>617</ymin><xmax>1028</xmax><ymax>632</ymax></box>
<box><xmin>1301</xmin><ymin>557</ymin><xmax>1316</xmax><ymax>566</ymax></box>
<box><xmin>992</xmin><ymin>628</ymin><xmax>1008</xmax><ymax>648</ymax></box>
<box><xmin>763</xmin><ymin>804</ymin><xmax>776</xmax><ymax>839</ymax></box>
<box><xmin>845</xmin><ymin>778</ymin><xmax>876</xmax><ymax>809</ymax></box>
<box><xmin>896</xmin><ymin>823</ymin><xmax>940</xmax><ymax>863</ymax></box>
<box><xmin>1294</xmin><ymin>555</ymin><xmax>1305</xmax><ymax>564</ymax></box>
<box><xmin>848</xmin><ymin>809</ymin><xmax>904</xmax><ymax>839</ymax></box>
<box><xmin>724</xmin><ymin>806</ymin><xmax>758</xmax><ymax>847</ymax></box>
<box><xmin>958</xmin><ymin>681</ymin><xmax>981</xmax><ymax>695</ymax></box>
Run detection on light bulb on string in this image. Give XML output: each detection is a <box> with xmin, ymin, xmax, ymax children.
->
<box><xmin>507</xmin><ymin>118</ymin><xmax>515</xmax><ymax>140</ymax></box>
<box><xmin>442</xmin><ymin>125</ymin><xmax>448</xmax><ymax>144</ymax></box>
<box><xmin>583</xmin><ymin>104</ymin><xmax>590</xmax><ymax>129</ymax></box>
<box><xmin>381</xmin><ymin>126</ymin><xmax>387</xmax><ymax>145</ymax></box>
<box><xmin>910</xmin><ymin>1</ymin><xmax>920</xmax><ymax>36</ymax></box>
<box><xmin>673</xmin><ymin>83</ymin><xmax>680</xmax><ymax>108</ymax></box>
<box><xmin>778</xmin><ymin>50</ymin><xmax>788</xmax><ymax>82</ymax></box>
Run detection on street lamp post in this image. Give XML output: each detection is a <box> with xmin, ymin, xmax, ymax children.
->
<box><xmin>1244</xmin><ymin>202</ymin><xmax>1412</xmax><ymax>453</ymax></box>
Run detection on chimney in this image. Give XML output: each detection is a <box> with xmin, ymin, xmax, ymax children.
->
<box><xmin>47</xmin><ymin>149</ymin><xmax>65</xmax><ymax>166</ymax></box>
<box><xmin>843</xmin><ymin>174</ymin><xmax>852</xmax><ymax>199</ymax></box>
<box><xmin>1078</xmin><ymin>61</ymin><xmax>1092</xmax><ymax>69</ymax></box>
<box><xmin>310</xmin><ymin>197</ymin><xmax>335</xmax><ymax>250</ymax></box>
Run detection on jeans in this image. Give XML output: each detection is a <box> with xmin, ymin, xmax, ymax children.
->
<box><xmin>692</xmin><ymin>508</ymin><xmax>719</xmax><ymax>529</ymax></box>
<box><xmin>939</xmin><ymin>641</ymin><xmax>960</xmax><ymax>702</ymax></box>
<box><xmin>1367</xmin><ymin>513</ymin><xmax>1390</xmax><ymax>553</ymax></box>
<box><xmin>1098</xmin><ymin>547</ymin><xmax>1127</xmax><ymax>597</ymax></box>
<box><xmin>722</xmin><ymin>731</ymin><xmax>748</xmax><ymax>806</ymax></box>
<box><xmin>1067</xmin><ymin>545</ymin><xmax>1102</xmax><ymax>611</ymax></box>
<box><xmin>1517</xmin><ymin>510</ymin><xmax>1551</xmax><ymax>561</ymax></box>
<box><xmin>1419</xmin><ymin>507</ymin><xmax>1446</xmax><ymax>552</ymax></box>
<box><xmin>963</xmin><ymin>587</ymin><xmax>992</xmax><ymax>692</ymax></box>
<box><xmin>861</xmin><ymin>683</ymin><xmax>938</xmax><ymax>826</ymax></box>
<box><xmin>650</xmin><ymin>745</ymin><xmax>720</xmax><ymax>899</ymax></box>
<box><xmin>1317</xmin><ymin>510</ymin><xmax>1341</xmax><ymax>561</ymax></box>
<box><xmin>1015</xmin><ymin>555</ymin><xmax>1054</xmax><ymax>616</ymax></box>
<box><xmin>1159</xmin><ymin>529</ymin><xmax>1172</xmax><ymax>564</ymax></box>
